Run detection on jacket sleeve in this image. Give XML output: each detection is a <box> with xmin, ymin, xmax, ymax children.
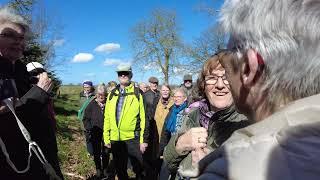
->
<box><xmin>16</xmin><ymin>85</ymin><xmax>50</xmax><ymax>109</ymax></box>
<box><xmin>159</xmin><ymin>122</ymin><xmax>171</xmax><ymax>156</ymax></box>
<box><xmin>163</xmin><ymin>114</ymin><xmax>190</xmax><ymax>172</ymax></box>
<box><xmin>103</xmin><ymin>94</ymin><xmax>111</xmax><ymax>144</ymax></box>
<box><xmin>142</xmin><ymin>94</ymin><xmax>149</xmax><ymax>143</ymax></box>
<box><xmin>139</xmin><ymin>93</ymin><xmax>146</xmax><ymax>143</ymax></box>
<box><xmin>83</xmin><ymin>102</ymin><xmax>93</xmax><ymax>131</ymax></box>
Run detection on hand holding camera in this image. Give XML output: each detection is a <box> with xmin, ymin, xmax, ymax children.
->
<box><xmin>36</xmin><ymin>72</ymin><xmax>53</xmax><ymax>93</ymax></box>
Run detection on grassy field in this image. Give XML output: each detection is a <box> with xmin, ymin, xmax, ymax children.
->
<box><xmin>55</xmin><ymin>85</ymin><xmax>95</xmax><ymax>179</ymax></box>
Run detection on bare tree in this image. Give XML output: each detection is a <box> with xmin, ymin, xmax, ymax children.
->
<box><xmin>185</xmin><ymin>23</ymin><xmax>226</xmax><ymax>73</ymax></box>
<box><xmin>131</xmin><ymin>9</ymin><xmax>182</xmax><ymax>84</ymax></box>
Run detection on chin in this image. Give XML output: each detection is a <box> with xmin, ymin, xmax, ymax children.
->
<box><xmin>211</xmin><ymin>98</ymin><xmax>233</xmax><ymax>110</ymax></box>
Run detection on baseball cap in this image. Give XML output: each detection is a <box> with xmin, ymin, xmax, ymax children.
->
<box><xmin>148</xmin><ymin>76</ymin><xmax>159</xmax><ymax>83</ymax></box>
<box><xmin>116</xmin><ymin>63</ymin><xmax>132</xmax><ymax>72</ymax></box>
<box><xmin>183</xmin><ymin>74</ymin><xmax>192</xmax><ymax>81</ymax></box>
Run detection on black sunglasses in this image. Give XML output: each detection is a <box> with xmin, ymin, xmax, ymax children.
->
<box><xmin>117</xmin><ymin>71</ymin><xmax>130</xmax><ymax>77</ymax></box>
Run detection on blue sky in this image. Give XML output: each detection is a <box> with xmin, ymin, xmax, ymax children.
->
<box><xmin>2</xmin><ymin>0</ymin><xmax>224</xmax><ymax>85</ymax></box>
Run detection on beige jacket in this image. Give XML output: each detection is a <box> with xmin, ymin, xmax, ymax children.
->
<box><xmin>154</xmin><ymin>98</ymin><xmax>174</xmax><ymax>140</ymax></box>
<box><xmin>199</xmin><ymin>94</ymin><xmax>320</xmax><ymax>180</ymax></box>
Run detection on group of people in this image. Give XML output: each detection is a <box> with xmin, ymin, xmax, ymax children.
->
<box><xmin>1</xmin><ymin>0</ymin><xmax>320</xmax><ymax>179</ymax></box>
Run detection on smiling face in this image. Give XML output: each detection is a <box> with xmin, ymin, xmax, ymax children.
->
<box><xmin>161</xmin><ymin>85</ymin><xmax>170</xmax><ymax>99</ymax></box>
<box><xmin>173</xmin><ymin>89</ymin><xmax>187</xmax><ymax>106</ymax></box>
<box><xmin>204</xmin><ymin>68</ymin><xmax>233</xmax><ymax>111</ymax></box>
<box><xmin>0</xmin><ymin>22</ymin><xmax>26</xmax><ymax>62</ymax></box>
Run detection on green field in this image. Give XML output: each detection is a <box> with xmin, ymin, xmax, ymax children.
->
<box><xmin>55</xmin><ymin>85</ymin><xmax>95</xmax><ymax>179</ymax></box>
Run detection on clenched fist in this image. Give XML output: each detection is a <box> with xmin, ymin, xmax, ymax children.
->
<box><xmin>175</xmin><ymin>127</ymin><xmax>208</xmax><ymax>155</ymax></box>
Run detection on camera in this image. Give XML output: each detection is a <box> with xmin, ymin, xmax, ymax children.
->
<box><xmin>0</xmin><ymin>79</ymin><xmax>19</xmax><ymax>101</ymax></box>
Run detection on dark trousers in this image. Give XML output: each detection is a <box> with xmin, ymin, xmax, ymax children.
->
<box><xmin>90</xmin><ymin>128</ymin><xmax>110</xmax><ymax>171</ymax></box>
<box><xmin>111</xmin><ymin>138</ymin><xmax>143</xmax><ymax>180</ymax></box>
<box><xmin>84</xmin><ymin>130</ymin><xmax>94</xmax><ymax>155</ymax></box>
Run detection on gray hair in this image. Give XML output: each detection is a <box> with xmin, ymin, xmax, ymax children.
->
<box><xmin>173</xmin><ymin>87</ymin><xmax>187</xmax><ymax>97</ymax></box>
<box><xmin>221</xmin><ymin>0</ymin><xmax>320</xmax><ymax>106</ymax></box>
<box><xmin>0</xmin><ymin>6</ymin><xmax>28</xmax><ymax>30</ymax></box>
<box><xmin>96</xmin><ymin>84</ymin><xmax>106</xmax><ymax>94</ymax></box>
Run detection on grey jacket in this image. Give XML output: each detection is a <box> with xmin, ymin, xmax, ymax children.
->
<box><xmin>163</xmin><ymin>105</ymin><xmax>250</xmax><ymax>179</ymax></box>
<box><xmin>199</xmin><ymin>94</ymin><xmax>320</xmax><ymax>180</ymax></box>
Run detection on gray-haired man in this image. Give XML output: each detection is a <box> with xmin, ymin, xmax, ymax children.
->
<box><xmin>199</xmin><ymin>0</ymin><xmax>320</xmax><ymax>180</ymax></box>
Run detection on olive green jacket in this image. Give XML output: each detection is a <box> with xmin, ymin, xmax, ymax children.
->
<box><xmin>163</xmin><ymin>105</ymin><xmax>250</xmax><ymax>179</ymax></box>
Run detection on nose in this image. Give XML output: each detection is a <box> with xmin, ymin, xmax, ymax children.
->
<box><xmin>216</xmin><ymin>77</ymin><xmax>225</xmax><ymax>89</ymax></box>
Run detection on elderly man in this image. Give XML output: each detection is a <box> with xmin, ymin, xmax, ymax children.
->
<box><xmin>199</xmin><ymin>0</ymin><xmax>320</xmax><ymax>180</ymax></box>
<box><xmin>143</xmin><ymin>76</ymin><xmax>161</xmax><ymax>179</ymax></box>
<box><xmin>103</xmin><ymin>63</ymin><xmax>147</xmax><ymax>180</ymax></box>
<box><xmin>139</xmin><ymin>82</ymin><xmax>148</xmax><ymax>93</ymax></box>
<box><xmin>181</xmin><ymin>74</ymin><xmax>194</xmax><ymax>104</ymax></box>
<box><xmin>0</xmin><ymin>7</ymin><xmax>63</xmax><ymax>179</ymax></box>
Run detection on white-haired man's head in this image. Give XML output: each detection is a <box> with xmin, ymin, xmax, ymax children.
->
<box><xmin>219</xmin><ymin>0</ymin><xmax>320</xmax><ymax>121</ymax></box>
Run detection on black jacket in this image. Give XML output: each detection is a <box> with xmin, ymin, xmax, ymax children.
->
<box><xmin>0</xmin><ymin>59</ymin><xmax>63</xmax><ymax>179</ymax></box>
<box><xmin>143</xmin><ymin>89</ymin><xmax>160</xmax><ymax>143</ymax></box>
<box><xmin>83</xmin><ymin>99</ymin><xmax>104</xmax><ymax>131</ymax></box>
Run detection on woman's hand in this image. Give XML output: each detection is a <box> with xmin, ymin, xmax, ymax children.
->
<box><xmin>175</xmin><ymin>127</ymin><xmax>208</xmax><ymax>154</ymax></box>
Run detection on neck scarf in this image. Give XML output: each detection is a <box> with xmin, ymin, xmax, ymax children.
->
<box><xmin>95</xmin><ymin>99</ymin><xmax>105</xmax><ymax>111</ymax></box>
<box><xmin>185</xmin><ymin>99</ymin><xmax>215</xmax><ymax>129</ymax></box>
<box><xmin>165</xmin><ymin>101</ymin><xmax>187</xmax><ymax>133</ymax></box>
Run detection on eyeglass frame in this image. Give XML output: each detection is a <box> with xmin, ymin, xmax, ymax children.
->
<box><xmin>204</xmin><ymin>75</ymin><xmax>230</xmax><ymax>85</ymax></box>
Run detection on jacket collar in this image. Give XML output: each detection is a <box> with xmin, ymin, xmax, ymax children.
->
<box><xmin>210</xmin><ymin>105</ymin><xmax>246</xmax><ymax>123</ymax></box>
<box><xmin>230</xmin><ymin>93</ymin><xmax>320</xmax><ymax>138</ymax></box>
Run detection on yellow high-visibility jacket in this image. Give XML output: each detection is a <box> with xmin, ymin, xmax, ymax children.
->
<box><xmin>103</xmin><ymin>83</ymin><xmax>146</xmax><ymax>144</ymax></box>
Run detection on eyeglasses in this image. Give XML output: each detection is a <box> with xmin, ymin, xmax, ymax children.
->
<box><xmin>0</xmin><ymin>33</ymin><xmax>25</xmax><ymax>41</ymax></box>
<box><xmin>205</xmin><ymin>75</ymin><xmax>229</xmax><ymax>85</ymax></box>
<box><xmin>117</xmin><ymin>71</ymin><xmax>130</xmax><ymax>77</ymax></box>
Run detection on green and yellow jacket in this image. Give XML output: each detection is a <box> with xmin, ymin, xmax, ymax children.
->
<box><xmin>103</xmin><ymin>83</ymin><xmax>146</xmax><ymax>144</ymax></box>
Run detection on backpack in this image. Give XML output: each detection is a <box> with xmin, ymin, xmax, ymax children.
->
<box><xmin>108</xmin><ymin>85</ymin><xmax>141</xmax><ymax>101</ymax></box>
<box><xmin>77</xmin><ymin>96</ymin><xmax>95</xmax><ymax>121</ymax></box>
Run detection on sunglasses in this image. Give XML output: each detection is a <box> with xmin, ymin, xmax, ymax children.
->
<box><xmin>117</xmin><ymin>71</ymin><xmax>130</xmax><ymax>77</ymax></box>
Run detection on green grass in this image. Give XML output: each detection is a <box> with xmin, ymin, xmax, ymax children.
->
<box><xmin>55</xmin><ymin>85</ymin><xmax>95</xmax><ymax>179</ymax></box>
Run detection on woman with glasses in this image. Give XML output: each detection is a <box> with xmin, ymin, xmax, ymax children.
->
<box><xmin>163</xmin><ymin>52</ymin><xmax>251</xmax><ymax>179</ymax></box>
<box><xmin>159</xmin><ymin>87</ymin><xmax>188</xmax><ymax>180</ymax></box>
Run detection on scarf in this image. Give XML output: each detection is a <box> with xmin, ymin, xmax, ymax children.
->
<box><xmin>161</xmin><ymin>97</ymin><xmax>170</xmax><ymax>106</ymax></box>
<box><xmin>185</xmin><ymin>99</ymin><xmax>215</xmax><ymax>129</ymax></box>
<box><xmin>95</xmin><ymin>99</ymin><xmax>105</xmax><ymax>111</ymax></box>
<box><xmin>165</xmin><ymin>101</ymin><xmax>187</xmax><ymax>133</ymax></box>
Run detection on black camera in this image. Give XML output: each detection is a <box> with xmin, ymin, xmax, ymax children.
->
<box><xmin>28</xmin><ymin>68</ymin><xmax>45</xmax><ymax>84</ymax></box>
<box><xmin>0</xmin><ymin>79</ymin><xmax>19</xmax><ymax>101</ymax></box>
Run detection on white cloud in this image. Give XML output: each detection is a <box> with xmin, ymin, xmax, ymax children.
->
<box><xmin>103</xmin><ymin>58</ymin><xmax>122</xmax><ymax>66</ymax></box>
<box><xmin>72</xmin><ymin>53</ymin><xmax>94</xmax><ymax>63</ymax></box>
<box><xmin>94</xmin><ymin>43</ymin><xmax>120</xmax><ymax>53</ymax></box>
<box><xmin>53</xmin><ymin>39</ymin><xmax>65</xmax><ymax>47</ymax></box>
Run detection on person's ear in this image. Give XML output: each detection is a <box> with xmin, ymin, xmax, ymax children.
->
<box><xmin>241</xmin><ymin>49</ymin><xmax>261</xmax><ymax>87</ymax></box>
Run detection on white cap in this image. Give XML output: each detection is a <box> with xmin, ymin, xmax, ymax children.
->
<box><xmin>26</xmin><ymin>62</ymin><xmax>44</xmax><ymax>72</ymax></box>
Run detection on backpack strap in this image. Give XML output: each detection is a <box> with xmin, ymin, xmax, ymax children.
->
<box><xmin>108</xmin><ymin>85</ymin><xmax>141</xmax><ymax>101</ymax></box>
